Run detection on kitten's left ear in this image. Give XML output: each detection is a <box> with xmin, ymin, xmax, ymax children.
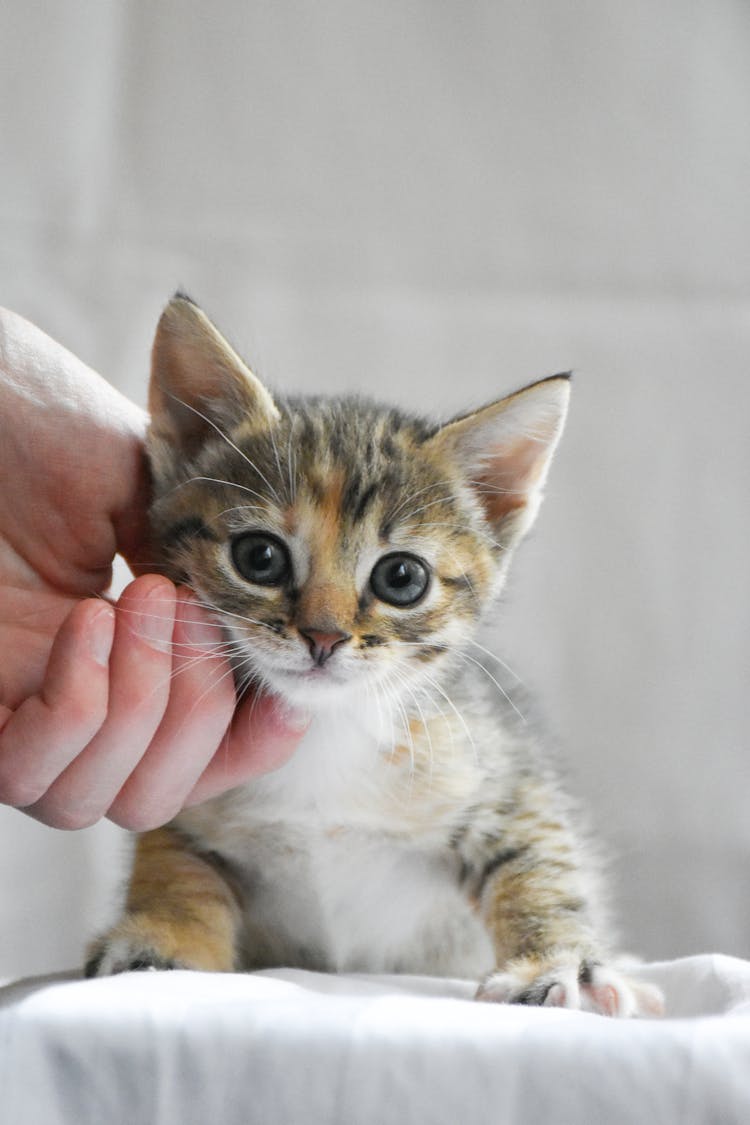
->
<box><xmin>149</xmin><ymin>293</ymin><xmax>280</xmax><ymax>458</ymax></box>
<box><xmin>427</xmin><ymin>374</ymin><xmax>571</xmax><ymax>544</ymax></box>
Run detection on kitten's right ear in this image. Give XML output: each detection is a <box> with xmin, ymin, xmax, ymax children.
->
<box><xmin>426</xmin><ymin>374</ymin><xmax>571</xmax><ymax>547</ymax></box>
<box><xmin>149</xmin><ymin>294</ymin><xmax>279</xmax><ymax>458</ymax></box>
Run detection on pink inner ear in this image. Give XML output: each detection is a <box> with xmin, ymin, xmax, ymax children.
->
<box><xmin>475</xmin><ymin>435</ymin><xmax>550</xmax><ymax>524</ymax></box>
<box><xmin>432</xmin><ymin>375</ymin><xmax>570</xmax><ymax>536</ymax></box>
<box><xmin>149</xmin><ymin>297</ymin><xmax>279</xmax><ymax>455</ymax></box>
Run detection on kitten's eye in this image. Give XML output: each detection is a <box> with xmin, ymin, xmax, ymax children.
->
<box><xmin>370</xmin><ymin>553</ymin><xmax>430</xmax><ymax>607</ymax></box>
<box><xmin>231</xmin><ymin>533</ymin><xmax>291</xmax><ymax>587</ymax></box>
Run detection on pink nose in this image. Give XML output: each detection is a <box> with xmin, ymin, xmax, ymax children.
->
<box><xmin>299</xmin><ymin>627</ymin><xmax>352</xmax><ymax>667</ymax></box>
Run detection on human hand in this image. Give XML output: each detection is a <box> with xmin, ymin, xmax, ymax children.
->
<box><xmin>0</xmin><ymin>309</ymin><xmax>307</xmax><ymax>830</ymax></box>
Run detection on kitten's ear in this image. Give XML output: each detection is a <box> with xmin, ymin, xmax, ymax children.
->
<box><xmin>429</xmin><ymin>374</ymin><xmax>571</xmax><ymax>543</ymax></box>
<box><xmin>149</xmin><ymin>294</ymin><xmax>279</xmax><ymax>457</ymax></box>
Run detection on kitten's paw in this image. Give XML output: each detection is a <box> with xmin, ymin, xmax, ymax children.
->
<box><xmin>476</xmin><ymin>958</ymin><xmax>664</xmax><ymax>1018</ymax></box>
<box><xmin>85</xmin><ymin>933</ymin><xmax>184</xmax><ymax>978</ymax></box>
<box><xmin>85</xmin><ymin>907</ymin><xmax>237</xmax><ymax>977</ymax></box>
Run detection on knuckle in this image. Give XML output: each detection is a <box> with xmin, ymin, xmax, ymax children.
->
<box><xmin>0</xmin><ymin>772</ymin><xmax>47</xmax><ymax>810</ymax></box>
<box><xmin>107</xmin><ymin>799</ymin><xmax>173</xmax><ymax>834</ymax></box>
<box><xmin>60</xmin><ymin>695</ymin><xmax>107</xmax><ymax>737</ymax></box>
<box><xmin>40</xmin><ymin>801</ymin><xmax>103</xmax><ymax>831</ymax></box>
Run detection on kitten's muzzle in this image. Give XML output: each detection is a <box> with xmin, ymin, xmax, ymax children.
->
<box><xmin>298</xmin><ymin>627</ymin><xmax>352</xmax><ymax>667</ymax></box>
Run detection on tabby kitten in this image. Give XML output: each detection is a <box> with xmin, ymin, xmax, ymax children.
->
<box><xmin>86</xmin><ymin>295</ymin><xmax>661</xmax><ymax>1016</ymax></box>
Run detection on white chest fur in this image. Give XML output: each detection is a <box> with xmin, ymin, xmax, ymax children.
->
<box><xmin>176</xmin><ymin>702</ymin><xmax>495</xmax><ymax>978</ymax></box>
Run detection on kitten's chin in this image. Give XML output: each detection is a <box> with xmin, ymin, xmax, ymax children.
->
<box><xmin>261</xmin><ymin>668</ymin><xmax>364</xmax><ymax>712</ymax></box>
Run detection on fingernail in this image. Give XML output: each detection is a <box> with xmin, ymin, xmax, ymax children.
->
<box><xmin>280</xmin><ymin>703</ymin><xmax>312</xmax><ymax>732</ymax></box>
<box><xmin>250</xmin><ymin>693</ymin><xmax>311</xmax><ymax>735</ymax></box>
<box><xmin>266</xmin><ymin>697</ymin><xmax>310</xmax><ymax>733</ymax></box>
<box><xmin>89</xmin><ymin>605</ymin><xmax>115</xmax><ymax>667</ymax></box>
<box><xmin>179</xmin><ymin>595</ymin><xmax>221</xmax><ymax>647</ymax></box>
<box><xmin>132</xmin><ymin>584</ymin><xmax>174</xmax><ymax>653</ymax></box>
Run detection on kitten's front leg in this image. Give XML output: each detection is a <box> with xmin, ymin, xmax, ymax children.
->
<box><xmin>465</xmin><ymin>791</ymin><xmax>663</xmax><ymax>1017</ymax></box>
<box><xmin>85</xmin><ymin>827</ymin><xmax>241</xmax><ymax>976</ymax></box>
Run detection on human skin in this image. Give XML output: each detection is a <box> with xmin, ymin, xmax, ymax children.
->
<box><xmin>0</xmin><ymin>308</ymin><xmax>307</xmax><ymax>831</ymax></box>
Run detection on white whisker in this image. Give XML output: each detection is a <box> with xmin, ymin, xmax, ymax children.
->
<box><xmin>268</xmin><ymin>424</ymin><xmax>287</xmax><ymax>505</ymax></box>
<box><xmin>467</xmin><ymin>638</ymin><xmax>524</xmax><ymax>685</ymax></box>
<box><xmin>388</xmin><ymin>479</ymin><xmax>453</xmax><ymax>522</ymax></box>
<box><xmin>381</xmin><ymin>667</ymin><xmax>415</xmax><ymax>775</ymax></box>
<box><xmin>414</xmin><ymin>668</ymin><xmax>477</xmax><ymax>764</ymax></box>
<box><xmin>164</xmin><ymin>390</ymin><xmax>282</xmax><ymax>503</ymax></box>
<box><xmin>170</xmin><ymin>475</ymin><xmax>272</xmax><ymax>506</ymax></box>
<box><xmin>393</xmin><ymin>669</ymin><xmax>435</xmax><ymax>781</ymax></box>
<box><xmin>384</xmin><ymin>639</ymin><xmax>526</xmax><ymax>724</ymax></box>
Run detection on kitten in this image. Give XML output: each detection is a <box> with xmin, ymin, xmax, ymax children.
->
<box><xmin>86</xmin><ymin>295</ymin><xmax>662</xmax><ymax>1016</ymax></box>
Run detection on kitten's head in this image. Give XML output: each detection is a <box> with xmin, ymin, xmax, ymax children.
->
<box><xmin>146</xmin><ymin>295</ymin><xmax>569</xmax><ymax>711</ymax></box>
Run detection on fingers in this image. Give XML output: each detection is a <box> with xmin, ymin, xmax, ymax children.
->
<box><xmin>0</xmin><ymin>599</ymin><xmax>115</xmax><ymax>809</ymax></box>
<box><xmin>106</xmin><ymin>590</ymin><xmax>237</xmax><ymax>829</ymax></box>
<box><xmin>185</xmin><ymin>693</ymin><xmax>310</xmax><ymax>807</ymax></box>
<box><xmin>21</xmin><ymin>574</ymin><xmax>179</xmax><ymax>828</ymax></box>
<box><xmin>0</xmin><ymin>575</ymin><xmax>309</xmax><ymax>831</ymax></box>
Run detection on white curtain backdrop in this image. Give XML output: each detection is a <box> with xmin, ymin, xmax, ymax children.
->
<box><xmin>1</xmin><ymin>0</ymin><xmax>748</xmax><ymax>980</ymax></box>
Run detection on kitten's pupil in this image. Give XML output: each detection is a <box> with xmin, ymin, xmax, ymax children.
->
<box><xmin>232</xmin><ymin>533</ymin><xmax>290</xmax><ymax>587</ymax></box>
<box><xmin>253</xmin><ymin>544</ymin><xmax>274</xmax><ymax>572</ymax></box>
<box><xmin>370</xmin><ymin>553</ymin><xmax>430</xmax><ymax>607</ymax></box>
<box><xmin>390</xmin><ymin>562</ymin><xmax>411</xmax><ymax>588</ymax></box>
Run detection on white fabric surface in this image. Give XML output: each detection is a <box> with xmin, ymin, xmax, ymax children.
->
<box><xmin>1</xmin><ymin>957</ymin><xmax>749</xmax><ymax>1124</ymax></box>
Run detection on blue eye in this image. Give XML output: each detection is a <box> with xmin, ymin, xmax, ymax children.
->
<box><xmin>231</xmin><ymin>533</ymin><xmax>291</xmax><ymax>587</ymax></box>
<box><xmin>370</xmin><ymin>553</ymin><xmax>430</xmax><ymax>607</ymax></box>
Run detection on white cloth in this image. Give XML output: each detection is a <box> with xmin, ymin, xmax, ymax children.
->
<box><xmin>1</xmin><ymin>956</ymin><xmax>749</xmax><ymax>1124</ymax></box>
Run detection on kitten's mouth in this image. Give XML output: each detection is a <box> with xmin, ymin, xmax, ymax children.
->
<box><xmin>296</xmin><ymin>662</ymin><xmax>349</xmax><ymax>684</ymax></box>
<box><xmin>259</xmin><ymin>658</ymin><xmax>349</xmax><ymax>687</ymax></box>
<box><xmin>255</xmin><ymin>662</ymin><xmax>360</xmax><ymax>711</ymax></box>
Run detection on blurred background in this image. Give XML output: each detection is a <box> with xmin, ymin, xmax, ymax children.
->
<box><xmin>1</xmin><ymin>0</ymin><xmax>748</xmax><ymax>980</ymax></box>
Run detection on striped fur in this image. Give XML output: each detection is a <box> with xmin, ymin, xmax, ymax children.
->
<box><xmin>87</xmin><ymin>297</ymin><xmax>662</xmax><ymax>1017</ymax></box>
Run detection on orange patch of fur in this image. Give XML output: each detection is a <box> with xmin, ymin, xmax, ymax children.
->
<box><xmin>89</xmin><ymin>828</ymin><xmax>241</xmax><ymax>972</ymax></box>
